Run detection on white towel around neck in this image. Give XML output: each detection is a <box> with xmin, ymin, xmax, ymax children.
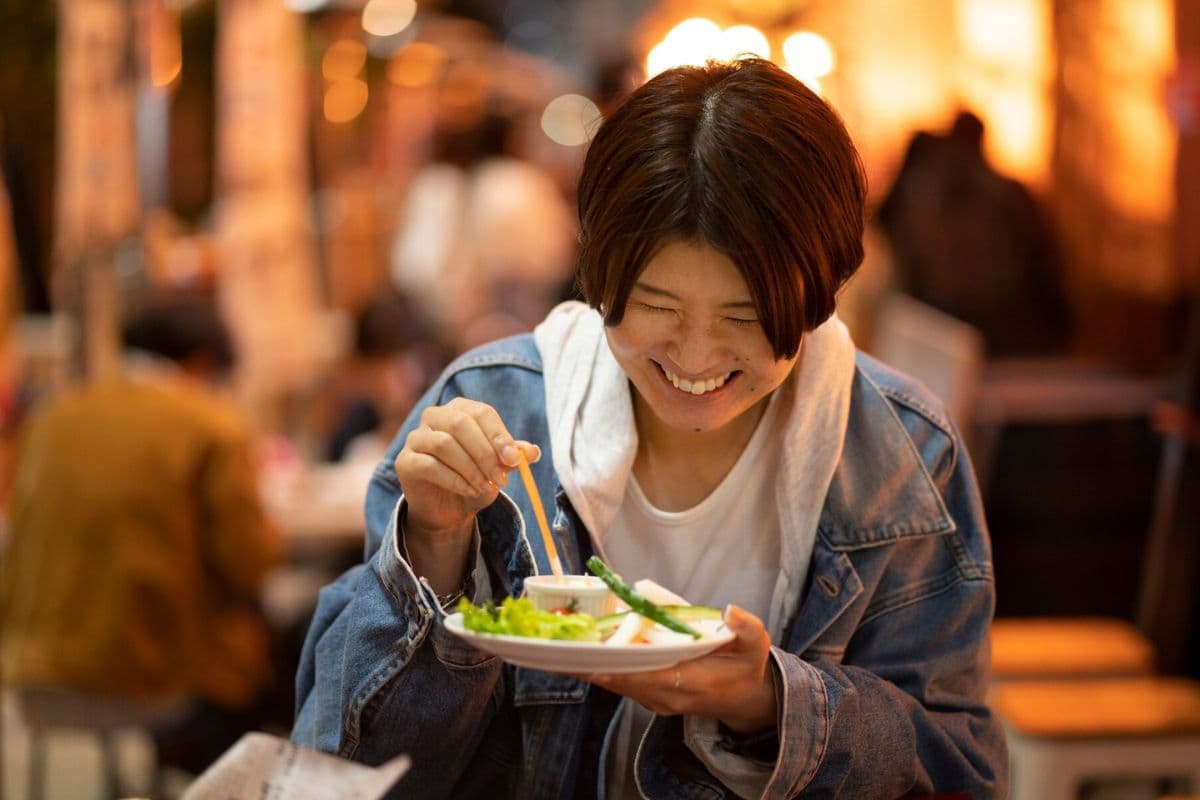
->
<box><xmin>532</xmin><ymin>300</ymin><xmax>856</xmax><ymax>633</ymax></box>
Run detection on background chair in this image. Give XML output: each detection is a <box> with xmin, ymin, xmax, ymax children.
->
<box><xmin>871</xmin><ymin>292</ymin><xmax>985</xmax><ymax>440</ymax></box>
<box><xmin>15</xmin><ymin>688</ymin><xmax>190</xmax><ymax>800</ymax></box>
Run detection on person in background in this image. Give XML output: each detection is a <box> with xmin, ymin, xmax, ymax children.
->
<box><xmin>0</xmin><ymin>290</ymin><xmax>281</xmax><ymax>774</ymax></box>
<box><xmin>326</xmin><ymin>288</ymin><xmax>443</xmax><ymax>464</ymax></box>
<box><xmin>390</xmin><ymin>107</ymin><xmax>577</xmax><ymax>356</ymax></box>
<box><xmin>876</xmin><ymin>110</ymin><xmax>1071</xmax><ymax>357</ymax></box>
<box><xmin>294</xmin><ymin>59</ymin><xmax>1006</xmax><ymax>798</ymax></box>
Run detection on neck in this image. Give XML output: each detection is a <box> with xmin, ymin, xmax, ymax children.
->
<box><xmin>631</xmin><ymin>388</ymin><xmax>772</xmax><ymax>510</ymax></box>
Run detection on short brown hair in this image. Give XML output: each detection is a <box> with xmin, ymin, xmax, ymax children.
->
<box><xmin>576</xmin><ymin>58</ymin><xmax>867</xmax><ymax>359</ymax></box>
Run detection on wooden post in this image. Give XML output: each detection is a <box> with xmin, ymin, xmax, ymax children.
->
<box><xmin>215</xmin><ymin>0</ymin><xmax>322</xmax><ymax>429</ymax></box>
<box><xmin>53</xmin><ymin>0</ymin><xmax>140</xmax><ymax>381</ymax></box>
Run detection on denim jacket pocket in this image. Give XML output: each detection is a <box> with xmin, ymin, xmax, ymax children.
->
<box><xmin>431</xmin><ymin>615</ymin><xmax>500</xmax><ymax>668</ymax></box>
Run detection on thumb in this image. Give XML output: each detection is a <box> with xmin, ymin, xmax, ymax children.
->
<box><xmin>722</xmin><ymin>604</ymin><xmax>767</xmax><ymax>646</ymax></box>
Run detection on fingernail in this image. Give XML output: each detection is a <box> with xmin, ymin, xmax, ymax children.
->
<box><xmin>501</xmin><ymin>443</ymin><xmax>518</xmax><ymax>465</ymax></box>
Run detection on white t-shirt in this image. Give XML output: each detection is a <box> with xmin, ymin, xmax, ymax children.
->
<box><xmin>600</xmin><ymin>392</ymin><xmax>784</xmax><ymax>799</ymax></box>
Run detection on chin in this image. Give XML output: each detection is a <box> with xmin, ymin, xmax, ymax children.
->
<box><xmin>649</xmin><ymin>397</ymin><xmax>747</xmax><ymax>435</ymax></box>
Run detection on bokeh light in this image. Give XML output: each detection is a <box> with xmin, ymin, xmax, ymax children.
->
<box><xmin>361</xmin><ymin>0</ymin><xmax>417</xmax><ymax>38</ymax></box>
<box><xmin>721</xmin><ymin>25</ymin><xmax>770</xmax><ymax>61</ymax></box>
<box><xmin>324</xmin><ymin>78</ymin><xmax>369</xmax><ymax>123</ymax></box>
<box><xmin>322</xmin><ymin>39</ymin><xmax>366</xmax><ymax>82</ymax></box>
<box><xmin>387</xmin><ymin>42</ymin><xmax>446</xmax><ymax>88</ymax></box>
<box><xmin>646</xmin><ymin>17</ymin><xmax>724</xmax><ymax>77</ymax></box>
<box><xmin>645</xmin><ymin>19</ymin><xmax>833</xmax><ymax>84</ymax></box>
<box><xmin>540</xmin><ymin>94</ymin><xmax>602</xmax><ymax>146</ymax></box>
<box><xmin>782</xmin><ymin>32</ymin><xmax>835</xmax><ymax>79</ymax></box>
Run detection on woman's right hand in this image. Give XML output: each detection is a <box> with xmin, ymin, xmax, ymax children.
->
<box><xmin>394</xmin><ymin>398</ymin><xmax>539</xmax><ymax>591</ymax></box>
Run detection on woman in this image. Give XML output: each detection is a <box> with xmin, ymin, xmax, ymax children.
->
<box><xmin>293</xmin><ymin>58</ymin><xmax>1007</xmax><ymax>798</ymax></box>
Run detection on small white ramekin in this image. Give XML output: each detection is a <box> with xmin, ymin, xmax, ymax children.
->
<box><xmin>523</xmin><ymin>575</ymin><xmax>617</xmax><ymax>617</ymax></box>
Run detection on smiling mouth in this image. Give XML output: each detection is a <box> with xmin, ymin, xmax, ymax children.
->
<box><xmin>658</xmin><ymin>364</ymin><xmax>737</xmax><ymax>396</ymax></box>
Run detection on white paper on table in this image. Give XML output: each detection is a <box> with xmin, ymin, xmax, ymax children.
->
<box><xmin>180</xmin><ymin>732</ymin><xmax>410</xmax><ymax>800</ymax></box>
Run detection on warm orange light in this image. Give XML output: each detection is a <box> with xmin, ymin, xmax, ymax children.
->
<box><xmin>324</xmin><ymin>79</ymin><xmax>369</xmax><ymax>123</ymax></box>
<box><xmin>387</xmin><ymin>42</ymin><xmax>445</xmax><ymax>87</ymax></box>
<box><xmin>646</xmin><ymin>17</ymin><xmax>723</xmax><ymax>77</ymax></box>
<box><xmin>1094</xmin><ymin>0</ymin><xmax>1175</xmax><ymax>220</ymax></box>
<box><xmin>322</xmin><ymin>39</ymin><xmax>366</xmax><ymax>82</ymax></box>
<box><xmin>981</xmin><ymin>89</ymin><xmax>1048</xmax><ymax>184</ymax></box>
<box><xmin>150</xmin><ymin>43</ymin><xmax>182</xmax><ymax>88</ymax></box>
<box><xmin>1101</xmin><ymin>90</ymin><xmax>1175</xmax><ymax>220</ymax></box>
<box><xmin>146</xmin><ymin>1</ymin><xmax>182</xmax><ymax>89</ymax></box>
<box><xmin>957</xmin><ymin>0</ymin><xmax>1048</xmax><ymax>74</ymax></box>
<box><xmin>721</xmin><ymin>25</ymin><xmax>770</xmax><ymax>61</ymax></box>
<box><xmin>782</xmin><ymin>32</ymin><xmax>834</xmax><ymax>79</ymax></box>
<box><xmin>955</xmin><ymin>0</ymin><xmax>1053</xmax><ymax>186</ymax></box>
<box><xmin>1112</xmin><ymin>0</ymin><xmax>1174</xmax><ymax>72</ymax></box>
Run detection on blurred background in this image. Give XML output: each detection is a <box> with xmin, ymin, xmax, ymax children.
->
<box><xmin>1</xmin><ymin>0</ymin><xmax>1199</xmax><ymax>798</ymax></box>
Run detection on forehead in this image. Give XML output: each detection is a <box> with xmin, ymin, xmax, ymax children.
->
<box><xmin>634</xmin><ymin>240</ymin><xmax>753</xmax><ymax>303</ymax></box>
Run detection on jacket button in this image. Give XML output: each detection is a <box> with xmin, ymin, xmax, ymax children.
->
<box><xmin>817</xmin><ymin>575</ymin><xmax>840</xmax><ymax>597</ymax></box>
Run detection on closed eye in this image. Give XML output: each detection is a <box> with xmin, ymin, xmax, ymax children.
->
<box><xmin>634</xmin><ymin>301</ymin><xmax>676</xmax><ymax>314</ymax></box>
<box><xmin>726</xmin><ymin>317</ymin><xmax>760</xmax><ymax>327</ymax></box>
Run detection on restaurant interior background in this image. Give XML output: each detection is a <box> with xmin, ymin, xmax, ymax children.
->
<box><xmin>1</xmin><ymin>0</ymin><xmax>1199</xmax><ymax>797</ymax></box>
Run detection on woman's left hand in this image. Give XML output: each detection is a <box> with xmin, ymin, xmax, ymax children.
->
<box><xmin>583</xmin><ymin>605</ymin><xmax>778</xmax><ymax>735</ymax></box>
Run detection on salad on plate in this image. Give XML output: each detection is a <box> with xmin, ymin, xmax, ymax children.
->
<box><xmin>443</xmin><ymin>557</ymin><xmax>734</xmax><ymax>673</ymax></box>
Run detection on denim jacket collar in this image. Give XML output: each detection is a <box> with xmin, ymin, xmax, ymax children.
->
<box><xmin>817</xmin><ymin>365</ymin><xmax>956</xmax><ymax>549</ymax></box>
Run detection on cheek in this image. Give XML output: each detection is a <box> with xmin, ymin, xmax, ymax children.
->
<box><xmin>607</xmin><ymin>320</ymin><xmax>662</xmax><ymax>358</ymax></box>
<box><xmin>742</xmin><ymin>353</ymin><xmax>796</xmax><ymax>393</ymax></box>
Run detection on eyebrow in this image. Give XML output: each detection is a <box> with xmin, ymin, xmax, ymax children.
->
<box><xmin>632</xmin><ymin>281</ymin><xmax>757</xmax><ymax>311</ymax></box>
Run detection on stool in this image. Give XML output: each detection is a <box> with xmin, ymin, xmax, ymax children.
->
<box><xmin>994</xmin><ymin>677</ymin><xmax>1200</xmax><ymax>800</ymax></box>
<box><xmin>991</xmin><ymin>617</ymin><xmax>1155</xmax><ymax>680</ymax></box>
<box><xmin>16</xmin><ymin>687</ymin><xmax>191</xmax><ymax>800</ymax></box>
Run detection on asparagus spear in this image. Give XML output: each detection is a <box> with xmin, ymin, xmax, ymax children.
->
<box><xmin>585</xmin><ymin>556</ymin><xmax>702</xmax><ymax>639</ymax></box>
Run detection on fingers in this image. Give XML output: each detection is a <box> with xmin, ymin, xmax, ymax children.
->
<box><xmin>394</xmin><ymin>447</ymin><xmax>486</xmax><ymax>498</ymax></box>
<box><xmin>403</xmin><ymin>419</ymin><xmax>493</xmax><ymax>495</ymax></box>
<box><xmin>584</xmin><ymin>608</ymin><xmax>774</xmax><ymax>720</ymax></box>
<box><xmin>397</xmin><ymin>398</ymin><xmax>542</xmax><ymax>496</ymax></box>
<box><xmin>586</xmin><ymin>668</ymin><xmax>688</xmax><ymax>716</ymax></box>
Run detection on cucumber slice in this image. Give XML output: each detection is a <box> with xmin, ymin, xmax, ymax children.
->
<box><xmin>660</xmin><ymin>605</ymin><xmax>723</xmax><ymax>622</ymax></box>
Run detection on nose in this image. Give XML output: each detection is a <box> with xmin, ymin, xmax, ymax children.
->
<box><xmin>666</xmin><ymin>317</ymin><xmax>720</xmax><ymax>375</ymax></box>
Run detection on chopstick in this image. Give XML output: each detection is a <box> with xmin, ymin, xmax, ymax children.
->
<box><xmin>514</xmin><ymin>448</ymin><xmax>564</xmax><ymax>578</ymax></box>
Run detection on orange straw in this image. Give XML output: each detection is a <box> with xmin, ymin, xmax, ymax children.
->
<box><xmin>515</xmin><ymin>448</ymin><xmax>563</xmax><ymax>577</ymax></box>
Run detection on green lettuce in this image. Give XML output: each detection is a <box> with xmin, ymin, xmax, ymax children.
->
<box><xmin>457</xmin><ymin>597</ymin><xmax>601</xmax><ymax>641</ymax></box>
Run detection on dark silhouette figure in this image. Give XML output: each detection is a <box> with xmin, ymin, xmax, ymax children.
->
<box><xmin>877</xmin><ymin>111</ymin><xmax>1071</xmax><ymax>357</ymax></box>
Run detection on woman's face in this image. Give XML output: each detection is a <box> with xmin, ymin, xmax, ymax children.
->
<box><xmin>605</xmin><ymin>240</ymin><xmax>799</xmax><ymax>437</ymax></box>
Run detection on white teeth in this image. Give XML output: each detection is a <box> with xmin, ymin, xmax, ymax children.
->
<box><xmin>662</xmin><ymin>367</ymin><xmax>731</xmax><ymax>395</ymax></box>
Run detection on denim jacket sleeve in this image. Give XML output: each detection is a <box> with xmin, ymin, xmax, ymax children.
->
<box><xmin>290</xmin><ymin>488</ymin><xmax>514</xmax><ymax>785</ymax></box>
<box><xmin>291</xmin><ymin>358</ymin><xmax>541</xmax><ymax>796</ymax></box>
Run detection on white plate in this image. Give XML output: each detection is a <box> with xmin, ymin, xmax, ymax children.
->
<box><xmin>443</xmin><ymin>613</ymin><xmax>735</xmax><ymax>674</ymax></box>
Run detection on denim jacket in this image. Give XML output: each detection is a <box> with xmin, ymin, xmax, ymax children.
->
<box><xmin>292</xmin><ymin>334</ymin><xmax>1008</xmax><ymax>799</ymax></box>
